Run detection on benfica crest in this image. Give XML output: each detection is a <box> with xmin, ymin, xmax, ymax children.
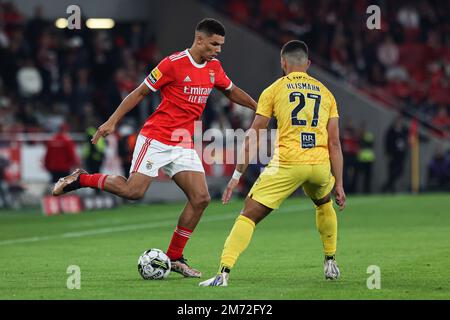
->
<box><xmin>209</xmin><ymin>70</ymin><xmax>215</xmax><ymax>84</ymax></box>
<box><xmin>146</xmin><ymin>160</ymin><xmax>153</xmax><ymax>170</ymax></box>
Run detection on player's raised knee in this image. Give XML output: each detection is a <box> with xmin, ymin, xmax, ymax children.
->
<box><xmin>191</xmin><ymin>193</ymin><xmax>211</xmax><ymax>209</ymax></box>
<box><xmin>312</xmin><ymin>193</ymin><xmax>331</xmax><ymax>207</ymax></box>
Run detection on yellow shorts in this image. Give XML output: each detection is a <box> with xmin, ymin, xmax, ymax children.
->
<box><xmin>248</xmin><ymin>163</ymin><xmax>335</xmax><ymax>209</ymax></box>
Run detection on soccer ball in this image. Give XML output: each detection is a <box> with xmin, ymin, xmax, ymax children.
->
<box><xmin>137</xmin><ymin>248</ymin><xmax>171</xmax><ymax>280</ymax></box>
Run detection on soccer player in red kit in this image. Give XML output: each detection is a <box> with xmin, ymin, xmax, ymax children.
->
<box><xmin>52</xmin><ymin>18</ymin><xmax>257</xmax><ymax>278</ymax></box>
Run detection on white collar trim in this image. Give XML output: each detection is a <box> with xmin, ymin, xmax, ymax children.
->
<box><xmin>185</xmin><ymin>49</ymin><xmax>207</xmax><ymax>68</ymax></box>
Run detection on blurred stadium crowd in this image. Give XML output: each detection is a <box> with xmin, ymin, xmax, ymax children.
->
<box><xmin>0</xmin><ymin>1</ymin><xmax>449</xmax><ymax>209</ymax></box>
<box><xmin>0</xmin><ymin>3</ymin><xmax>154</xmax><ymax>134</ymax></box>
<box><xmin>204</xmin><ymin>0</ymin><xmax>450</xmax><ymax>136</ymax></box>
<box><xmin>0</xmin><ymin>2</ymin><xmax>252</xmax><ymax>136</ymax></box>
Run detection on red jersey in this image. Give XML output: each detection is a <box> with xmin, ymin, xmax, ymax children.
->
<box><xmin>141</xmin><ymin>49</ymin><xmax>233</xmax><ymax>147</ymax></box>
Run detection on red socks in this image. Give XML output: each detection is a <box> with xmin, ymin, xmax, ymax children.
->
<box><xmin>79</xmin><ymin>174</ymin><xmax>108</xmax><ymax>190</ymax></box>
<box><xmin>166</xmin><ymin>226</ymin><xmax>193</xmax><ymax>260</ymax></box>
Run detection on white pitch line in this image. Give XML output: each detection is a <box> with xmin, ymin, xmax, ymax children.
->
<box><xmin>0</xmin><ymin>213</ymin><xmax>231</xmax><ymax>246</ymax></box>
<box><xmin>0</xmin><ymin>197</ymin><xmax>373</xmax><ymax>246</ymax></box>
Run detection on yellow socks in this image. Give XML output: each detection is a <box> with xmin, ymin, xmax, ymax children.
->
<box><xmin>220</xmin><ymin>215</ymin><xmax>256</xmax><ymax>271</ymax></box>
<box><xmin>315</xmin><ymin>200</ymin><xmax>337</xmax><ymax>256</ymax></box>
<box><xmin>218</xmin><ymin>203</ymin><xmax>336</xmax><ymax>273</ymax></box>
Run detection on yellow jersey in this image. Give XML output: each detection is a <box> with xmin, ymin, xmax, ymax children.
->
<box><xmin>256</xmin><ymin>71</ymin><xmax>339</xmax><ymax>165</ymax></box>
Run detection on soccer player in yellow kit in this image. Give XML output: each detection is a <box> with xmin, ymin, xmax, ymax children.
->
<box><xmin>200</xmin><ymin>40</ymin><xmax>346</xmax><ymax>286</ymax></box>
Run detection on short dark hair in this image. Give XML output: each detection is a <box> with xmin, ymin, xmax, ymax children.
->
<box><xmin>196</xmin><ymin>18</ymin><xmax>226</xmax><ymax>36</ymax></box>
<box><xmin>281</xmin><ymin>40</ymin><xmax>309</xmax><ymax>57</ymax></box>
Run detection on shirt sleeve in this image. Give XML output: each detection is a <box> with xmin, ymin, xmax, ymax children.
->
<box><xmin>143</xmin><ymin>57</ymin><xmax>174</xmax><ymax>91</ymax></box>
<box><xmin>328</xmin><ymin>90</ymin><xmax>339</xmax><ymax>118</ymax></box>
<box><xmin>256</xmin><ymin>86</ymin><xmax>274</xmax><ymax>119</ymax></box>
<box><xmin>213</xmin><ymin>62</ymin><xmax>233</xmax><ymax>91</ymax></box>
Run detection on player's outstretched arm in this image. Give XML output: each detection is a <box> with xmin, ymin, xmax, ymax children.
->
<box><xmin>222</xmin><ymin>115</ymin><xmax>270</xmax><ymax>204</ymax></box>
<box><xmin>92</xmin><ymin>83</ymin><xmax>151</xmax><ymax>144</ymax></box>
<box><xmin>221</xmin><ymin>85</ymin><xmax>257</xmax><ymax>111</ymax></box>
<box><xmin>327</xmin><ymin>117</ymin><xmax>346</xmax><ymax>210</ymax></box>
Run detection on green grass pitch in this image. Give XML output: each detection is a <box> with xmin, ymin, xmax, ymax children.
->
<box><xmin>0</xmin><ymin>193</ymin><xmax>449</xmax><ymax>299</ymax></box>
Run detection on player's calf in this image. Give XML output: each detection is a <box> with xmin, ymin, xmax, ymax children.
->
<box><xmin>106</xmin><ymin>173</ymin><xmax>152</xmax><ymax>200</ymax></box>
<box><xmin>119</xmin><ymin>187</ymin><xmax>146</xmax><ymax>200</ymax></box>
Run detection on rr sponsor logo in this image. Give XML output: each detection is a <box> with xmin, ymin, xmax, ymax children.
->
<box><xmin>301</xmin><ymin>132</ymin><xmax>316</xmax><ymax>148</ymax></box>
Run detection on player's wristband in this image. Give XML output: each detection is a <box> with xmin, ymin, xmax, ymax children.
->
<box><xmin>232</xmin><ymin>170</ymin><xmax>242</xmax><ymax>181</ymax></box>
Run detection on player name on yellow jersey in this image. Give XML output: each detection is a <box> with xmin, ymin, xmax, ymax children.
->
<box><xmin>286</xmin><ymin>82</ymin><xmax>321</xmax><ymax>92</ymax></box>
<box><xmin>256</xmin><ymin>71</ymin><xmax>339</xmax><ymax>165</ymax></box>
